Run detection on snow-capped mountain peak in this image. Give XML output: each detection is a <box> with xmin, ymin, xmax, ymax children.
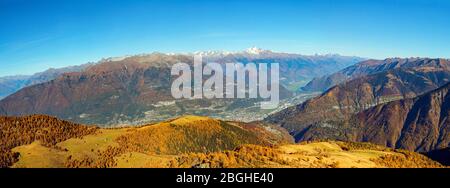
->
<box><xmin>245</xmin><ymin>47</ymin><xmax>270</xmax><ymax>55</ymax></box>
<box><xmin>163</xmin><ymin>47</ymin><xmax>274</xmax><ymax>57</ymax></box>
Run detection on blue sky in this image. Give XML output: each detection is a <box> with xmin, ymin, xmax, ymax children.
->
<box><xmin>0</xmin><ymin>0</ymin><xmax>449</xmax><ymax>76</ymax></box>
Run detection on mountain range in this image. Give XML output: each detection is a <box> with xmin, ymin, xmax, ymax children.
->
<box><xmin>302</xmin><ymin>58</ymin><xmax>450</xmax><ymax>92</ymax></box>
<box><xmin>267</xmin><ymin>58</ymin><xmax>450</xmax><ymax>131</ymax></box>
<box><xmin>0</xmin><ymin>48</ymin><xmax>362</xmax><ymax>126</ymax></box>
<box><xmin>266</xmin><ymin>58</ymin><xmax>450</xmax><ymax>156</ymax></box>
<box><xmin>352</xmin><ymin>82</ymin><xmax>450</xmax><ymax>152</ymax></box>
<box><xmin>0</xmin><ymin>64</ymin><xmax>92</xmax><ymax>99</ymax></box>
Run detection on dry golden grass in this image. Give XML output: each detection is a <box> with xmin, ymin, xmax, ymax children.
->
<box><xmin>0</xmin><ymin>115</ymin><xmax>97</xmax><ymax>167</ymax></box>
<box><xmin>57</xmin><ymin>128</ymin><xmax>130</xmax><ymax>162</ymax></box>
<box><xmin>13</xmin><ymin>116</ymin><xmax>290</xmax><ymax>168</ymax></box>
<box><xmin>115</xmin><ymin>152</ymin><xmax>175</xmax><ymax>168</ymax></box>
<box><xmin>371</xmin><ymin>149</ymin><xmax>443</xmax><ymax>168</ymax></box>
<box><xmin>11</xmin><ymin>141</ymin><xmax>66</xmax><ymax>168</ymax></box>
<box><xmin>171</xmin><ymin>141</ymin><xmax>445</xmax><ymax>168</ymax></box>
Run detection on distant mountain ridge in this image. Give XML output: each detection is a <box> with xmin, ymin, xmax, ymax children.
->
<box><xmin>0</xmin><ymin>75</ymin><xmax>31</xmax><ymax>99</ymax></box>
<box><xmin>0</xmin><ymin>47</ymin><xmax>362</xmax><ymax>97</ymax></box>
<box><xmin>302</xmin><ymin>58</ymin><xmax>450</xmax><ymax>92</ymax></box>
<box><xmin>92</xmin><ymin>48</ymin><xmax>365</xmax><ymax>90</ymax></box>
<box><xmin>0</xmin><ymin>63</ymin><xmax>93</xmax><ymax>99</ymax></box>
<box><xmin>0</xmin><ymin>49</ymin><xmax>362</xmax><ymax>126</ymax></box>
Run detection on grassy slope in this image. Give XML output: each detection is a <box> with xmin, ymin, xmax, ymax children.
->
<box><xmin>57</xmin><ymin>129</ymin><xmax>131</xmax><ymax>162</ymax></box>
<box><xmin>9</xmin><ymin>116</ymin><xmax>294</xmax><ymax>168</ymax></box>
<box><xmin>11</xmin><ymin>140</ymin><xmax>443</xmax><ymax>168</ymax></box>
<box><xmin>115</xmin><ymin>116</ymin><xmax>285</xmax><ymax>155</ymax></box>
<box><xmin>0</xmin><ymin>115</ymin><xmax>98</xmax><ymax>167</ymax></box>
<box><xmin>173</xmin><ymin>141</ymin><xmax>443</xmax><ymax>168</ymax></box>
<box><xmin>6</xmin><ymin>116</ymin><xmax>443</xmax><ymax>168</ymax></box>
<box><xmin>12</xmin><ymin>141</ymin><xmax>66</xmax><ymax>168</ymax></box>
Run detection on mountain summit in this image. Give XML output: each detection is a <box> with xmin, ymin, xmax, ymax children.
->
<box><xmin>188</xmin><ymin>47</ymin><xmax>272</xmax><ymax>57</ymax></box>
<box><xmin>244</xmin><ymin>47</ymin><xmax>271</xmax><ymax>55</ymax></box>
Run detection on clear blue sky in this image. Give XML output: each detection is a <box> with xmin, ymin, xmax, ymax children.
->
<box><xmin>1</xmin><ymin>0</ymin><xmax>449</xmax><ymax>76</ymax></box>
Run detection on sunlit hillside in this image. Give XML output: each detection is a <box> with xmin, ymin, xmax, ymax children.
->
<box><xmin>1</xmin><ymin>115</ymin><xmax>444</xmax><ymax>168</ymax></box>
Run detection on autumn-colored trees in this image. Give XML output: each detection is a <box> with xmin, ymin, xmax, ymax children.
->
<box><xmin>115</xmin><ymin>119</ymin><xmax>267</xmax><ymax>155</ymax></box>
<box><xmin>172</xmin><ymin>145</ymin><xmax>284</xmax><ymax>168</ymax></box>
<box><xmin>0</xmin><ymin>115</ymin><xmax>97</xmax><ymax>168</ymax></box>
<box><xmin>64</xmin><ymin>146</ymin><xmax>125</xmax><ymax>168</ymax></box>
<box><xmin>63</xmin><ymin>117</ymin><xmax>287</xmax><ymax>168</ymax></box>
<box><xmin>372</xmin><ymin>150</ymin><xmax>443</xmax><ymax>168</ymax></box>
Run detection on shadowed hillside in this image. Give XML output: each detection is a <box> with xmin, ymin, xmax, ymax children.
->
<box><xmin>280</xmin><ymin>83</ymin><xmax>450</xmax><ymax>155</ymax></box>
<box><xmin>426</xmin><ymin>148</ymin><xmax>450</xmax><ymax>166</ymax></box>
<box><xmin>267</xmin><ymin>58</ymin><xmax>450</xmax><ymax>142</ymax></box>
<box><xmin>351</xmin><ymin>82</ymin><xmax>450</xmax><ymax>152</ymax></box>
